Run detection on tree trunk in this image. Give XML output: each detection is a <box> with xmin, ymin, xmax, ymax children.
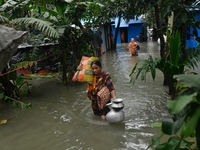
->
<box><xmin>168</xmin><ymin>77</ymin><xmax>177</xmax><ymax>97</ymax></box>
<box><xmin>154</xmin><ymin>3</ymin><xmax>171</xmax><ymax>89</ymax></box>
<box><xmin>154</xmin><ymin>4</ymin><xmax>165</xmax><ymax>58</ymax></box>
<box><xmin>196</xmin><ymin>118</ymin><xmax>200</xmax><ymax>149</ymax></box>
<box><xmin>179</xmin><ymin>23</ymin><xmax>187</xmax><ymax>59</ymax></box>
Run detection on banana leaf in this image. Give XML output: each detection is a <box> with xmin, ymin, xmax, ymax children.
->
<box><xmin>167</xmin><ymin>30</ymin><xmax>181</xmax><ymax>66</ymax></box>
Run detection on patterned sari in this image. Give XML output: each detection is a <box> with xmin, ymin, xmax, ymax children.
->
<box><xmin>87</xmin><ymin>71</ymin><xmax>115</xmax><ymax>116</ymax></box>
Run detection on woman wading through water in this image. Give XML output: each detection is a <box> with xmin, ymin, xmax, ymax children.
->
<box><xmin>77</xmin><ymin>60</ymin><xmax>117</xmax><ymax>120</ymax></box>
<box><xmin>128</xmin><ymin>38</ymin><xmax>138</xmax><ymax>56</ymax></box>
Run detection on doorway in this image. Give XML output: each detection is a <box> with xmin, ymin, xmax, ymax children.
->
<box><xmin>120</xmin><ymin>28</ymin><xmax>128</xmax><ymax>43</ymax></box>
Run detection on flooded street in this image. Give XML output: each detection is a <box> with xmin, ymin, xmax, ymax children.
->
<box><xmin>0</xmin><ymin>42</ymin><xmax>170</xmax><ymax>150</ymax></box>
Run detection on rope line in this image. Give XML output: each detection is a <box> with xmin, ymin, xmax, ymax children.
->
<box><xmin>0</xmin><ymin>49</ymin><xmax>64</xmax><ymax>77</ymax></box>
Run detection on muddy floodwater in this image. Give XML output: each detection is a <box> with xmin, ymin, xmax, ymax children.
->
<box><xmin>0</xmin><ymin>42</ymin><xmax>170</xmax><ymax>150</ymax></box>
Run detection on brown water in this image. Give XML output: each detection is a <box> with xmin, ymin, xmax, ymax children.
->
<box><xmin>0</xmin><ymin>42</ymin><xmax>170</xmax><ymax>150</ymax></box>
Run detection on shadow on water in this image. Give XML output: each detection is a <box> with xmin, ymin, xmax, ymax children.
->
<box><xmin>0</xmin><ymin>41</ymin><xmax>170</xmax><ymax>150</ymax></box>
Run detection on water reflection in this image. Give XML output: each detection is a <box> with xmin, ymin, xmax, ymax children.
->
<box><xmin>0</xmin><ymin>42</ymin><xmax>170</xmax><ymax>150</ymax></box>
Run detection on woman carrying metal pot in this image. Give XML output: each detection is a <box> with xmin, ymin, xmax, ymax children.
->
<box><xmin>77</xmin><ymin>60</ymin><xmax>117</xmax><ymax>121</ymax></box>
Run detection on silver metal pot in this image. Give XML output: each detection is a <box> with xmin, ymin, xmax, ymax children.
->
<box><xmin>106</xmin><ymin>98</ymin><xmax>125</xmax><ymax>123</ymax></box>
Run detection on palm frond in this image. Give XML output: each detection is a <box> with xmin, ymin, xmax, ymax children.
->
<box><xmin>0</xmin><ymin>14</ymin><xmax>9</xmax><ymax>23</ymax></box>
<box><xmin>0</xmin><ymin>0</ymin><xmax>17</xmax><ymax>12</ymax></box>
<box><xmin>182</xmin><ymin>48</ymin><xmax>200</xmax><ymax>69</ymax></box>
<box><xmin>12</xmin><ymin>17</ymin><xmax>59</xmax><ymax>38</ymax></box>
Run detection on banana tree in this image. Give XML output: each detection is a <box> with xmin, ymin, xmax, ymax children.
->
<box><xmin>0</xmin><ymin>0</ymin><xmax>75</xmax><ymax>107</ymax></box>
<box><xmin>0</xmin><ymin>0</ymin><xmax>59</xmax><ymax>37</ymax></box>
<box><xmin>0</xmin><ymin>0</ymin><xmax>96</xmax><ymax>84</ymax></box>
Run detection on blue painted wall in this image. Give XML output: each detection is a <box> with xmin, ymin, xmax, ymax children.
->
<box><xmin>186</xmin><ymin>11</ymin><xmax>200</xmax><ymax>48</ymax></box>
<box><xmin>128</xmin><ymin>24</ymin><xmax>143</xmax><ymax>42</ymax></box>
<box><xmin>112</xmin><ymin>23</ymin><xmax>143</xmax><ymax>44</ymax></box>
<box><xmin>186</xmin><ymin>27</ymin><xmax>199</xmax><ymax>48</ymax></box>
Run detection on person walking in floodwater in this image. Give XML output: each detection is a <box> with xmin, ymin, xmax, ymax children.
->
<box><xmin>77</xmin><ymin>60</ymin><xmax>117</xmax><ymax>121</ymax></box>
<box><xmin>92</xmin><ymin>30</ymin><xmax>103</xmax><ymax>57</ymax></box>
<box><xmin>128</xmin><ymin>38</ymin><xmax>138</xmax><ymax>56</ymax></box>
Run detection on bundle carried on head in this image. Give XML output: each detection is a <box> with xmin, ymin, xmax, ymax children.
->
<box><xmin>72</xmin><ymin>56</ymin><xmax>99</xmax><ymax>82</ymax></box>
<box><xmin>72</xmin><ymin>56</ymin><xmax>89</xmax><ymax>82</ymax></box>
<box><xmin>84</xmin><ymin>57</ymin><xmax>99</xmax><ymax>83</ymax></box>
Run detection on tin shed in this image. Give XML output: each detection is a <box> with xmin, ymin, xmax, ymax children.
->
<box><xmin>112</xmin><ymin>17</ymin><xmax>146</xmax><ymax>44</ymax></box>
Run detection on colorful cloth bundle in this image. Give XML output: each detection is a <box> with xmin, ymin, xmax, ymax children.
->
<box><xmin>84</xmin><ymin>57</ymin><xmax>99</xmax><ymax>83</ymax></box>
<box><xmin>72</xmin><ymin>56</ymin><xmax>99</xmax><ymax>82</ymax></box>
<box><xmin>72</xmin><ymin>56</ymin><xmax>90</xmax><ymax>82</ymax></box>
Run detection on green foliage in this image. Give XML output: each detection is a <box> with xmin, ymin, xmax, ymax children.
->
<box><xmin>0</xmin><ymin>70</ymin><xmax>32</xmax><ymax>109</ymax></box>
<box><xmin>162</xmin><ymin>116</ymin><xmax>185</xmax><ymax>135</ymax></box>
<box><xmin>0</xmin><ymin>0</ymin><xmax>101</xmax><ymax>86</ymax></box>
<box><xmin>150</xmin><ymin>122</ymin><xmax>162</xmax><ymax>127</ymax></box>
<box><xmin>12</xmin><ymin>18</ymin><xmax>59</xmax><ymax>38</ymax></box>
<box><xmin>154</xmin><ymin>136</ymin><xmax>194</xmax><ymax>150</ymax></box>
<box><xmin>167</xmin><ymin>93</ymin><xmax>197</xmax><ymax>115</ymax></box>
<box><xmin>147</xmin><ymin>133</ymin><xmax>164</xmax><ymax>149</ymax></box>
<box><xmin>174</xmin><ymin>74</ymin><xmax>200</xmax><ymax>91</ymax></box>
<box><xmin>167</xmin><ymin>31</ymin><xmax>181</xmax><ymax>65</ymax></box>
<box><xmin>148</xmin><ymin>74</ymin><xmax>200</xmax><ymax>150</ymax></box>
<box><xmin>130</xmin><ymin>30</ymin><xmax>200</xmax><ymax>84</ymax></box>
<box><xmin>182</xmin><ymin>47</ymin><xmax>200</xmax><ymax>70</ymax></box>
<box><xmin>4</xmin><ymin>96</ymin><xmax>32</xmax><ymax>108</ymax></box>
<box><xmin>0</xmin><ymin>14</ymin><xmax>8</xmax><ymax>23</ymax></box>
<box><xmin>129</xmin><ymin>30</ymin><xmax>200</xmax><ymax>149</ymax></box>
<box><xmin>129</xmin><ymin>55</ymin><xmax>160</xmax><ymax>83</ymax></box>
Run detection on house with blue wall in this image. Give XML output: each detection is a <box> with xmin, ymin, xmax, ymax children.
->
<box><xmin>186</xmin><ymin>10</ymin><xmax>200</xmax><ymax>48</ymax></box>
<box><xmin>112</xmin><ymin>17</ymin><xmax>146</xmax><ymax>44</ymax></box>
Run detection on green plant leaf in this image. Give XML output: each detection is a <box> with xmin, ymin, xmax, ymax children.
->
<box><xmin>181</xmin><ymin>107</ymin><xmax>200</xmax><ymax>138</ymax></box>
<box><xmin>12</xmin><ymin>101</ymin><xmax>18</xmax><ymax>107</ymax></box>
<box><xmin>141</xmin><ymin>67</ymin><xmax>148</xmax><ymax>81</ymax></box>
<box><xmin>165</xmin><ymin>136</ymin><xmax>181</xmax><ymax>149</ymax></box>
<box><xmin>183</xmin><ymin>48</ymin><xmax>200</xmax><ymax>69</ymax></box>
<box><xmin>155</xmin><ymin>144</ymin><xmax>165</xmax><ymax>150</ymax></box>
<box><xmin>150</xmin><ymin>122</ymin><xmax>162</xmax><ymax>127</ymax></box>
<box><xmin>16</xmin><ymin>75</ymin><xmax>25</xmax><ymax>86</ymax></box>
<box><xmin>129</xmin><ymin>63</ymin><xmax>137</xmax><ymax>77</ymax></box>
<box><xmin>12</xmin><ymin>18</ymin><xmax>59</xmax><ymax>38</ymax></box>
<box><xmin>147</xmin><ymin>134</ymin><xmax>164</xmax><ymax>150</ymax></box>
<box><xmin>167</xmin><ymin>93</ymin><xmax>197</xmax><ymax>114</ymax></box>
<box><xmin>167</xmin><ymin>30</ymin><xmax>181</xmax><ymax>66</ymax></box>
<box><xmin>0</xmin><ymin>92</ymin><xmax>4</xmax><ymax>99</ymax></box>
<box><xmin>156</xmin><ymin>136</ymin><xmax>181</xmax><ymax>150</ymax></box>
<box><xmin>162</xmin><ymin>118</ymin><xmax>174</xmax><ymax>135</ymax></box>
<box><xmin>181</xmin><ymin>139</ymin><xmax>195</xmax><ymax>148</ymax></box>
<box><xmin>162</xmin><ymin>115</ymin><xmax>185</xmax><ymax>135</ymax></box>
<box><xmin>150</xmin><ymin>62</ymin><xmax>156</xmax><ymax>80</ymax></box>
<box><xmin>174</xmin><ymin>74</ymin><xmax>200</xmax><ymax>90</ymax></box>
